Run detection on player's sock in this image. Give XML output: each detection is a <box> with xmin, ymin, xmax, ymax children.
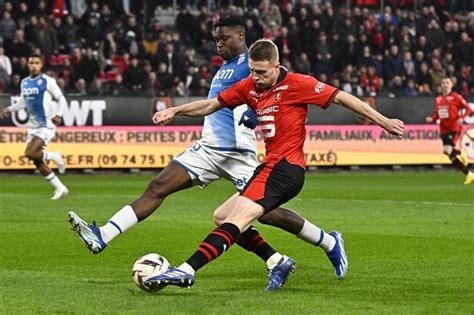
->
<box><xmin>99</xmin><ymin>205</ymin><xmax>138</xmax><ymax>243</ymax></box>
<box><xmin>236</xmin><ymin>225</ymin><xmax>276</xmax><ymax>264</ymax></box>
<box><xmin>186</xmin><ymin>222</ymin><xmax>240</xmax><ymax>272</ymax></box>
<box><xmin>177</xmin><ymin>262</ymin><xmax>195</xmax><ymax>276</ymax></box>
<box><xmin>44</xmin><ymin>172</ymin><xmax>66</xmax><ymax>190</ymax></box>
<box><xmin>450</xmin><ymin>150</ymin><xmax>469</xmax><ymax>174</ymax></box>
<box><xmin>266</xmin><ymin>252</ymin><xmax>285</xmax><ymax>269</ymax></box>
<box><xmin>43</xmin><ymin>151</ymin><xmax>60</xmax><ymax>162</ymax></box>
<box><xmin>297</xmin><ymin>220</ymin><xmax>336</xmax><ymax>252</ymax></box>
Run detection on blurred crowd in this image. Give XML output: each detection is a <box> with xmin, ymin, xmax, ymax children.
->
<box><xmin>0</xmin><ymin>0</ymin><xmax>473</xmax><ymax>98</ymax></box>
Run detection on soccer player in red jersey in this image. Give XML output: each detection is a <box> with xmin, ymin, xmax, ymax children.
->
<box><xmin>145</xmin><ymin>39</ymin><xmax>405</xmax><ymax>291</ymax></box>
<box><xmin>426</xmin><ymin>77</ymin><xmax>473</xmax><ymax>184</ymax></box>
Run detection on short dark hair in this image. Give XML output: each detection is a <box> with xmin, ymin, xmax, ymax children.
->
<box><xmin>28</xmin><ymin>53</ymin><xmax>42</xmax><ymax>60</ymax></box>
<box><xmin>214</xmin><ymin>15</ymin><xmax>246</xmax><ymax>32</ymax></box>
<box><xmin>249</xmin><ymin>39</ymin><xmax>279</xmax><ymax>63</ymax></box>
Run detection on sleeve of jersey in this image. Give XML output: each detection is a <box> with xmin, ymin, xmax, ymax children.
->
<box><xmin>217</xmin><ymin>80</ymin><xmax>248</xmax><ymax>109</ymax></box>
<box><xmin>297</xmin><ymin>76</ymin><xmax>339</xmax><ymax>109</ymax></box>
<box><xmin>457</xmin><ymin>94</ymin><xmax>472</xmax><ymax>119</ymax></box>
<box><xmin>46</xmin><ymin>76</ymin><xmax>67</xmax><ymax>116</ymax></box>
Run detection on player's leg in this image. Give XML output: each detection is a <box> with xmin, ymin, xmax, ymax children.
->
<box><xmin>68</xmin><ymin>162</ymin><xmax>193</xmax><ymax>253</ymax></box>
<box><xmin>147</xmin><ymin>160</ymin><xmax>305</xmax><ymax>291</ymax></box>
<box><xmin>218</xmin><ymin>151</ymin><xmax>344</xmax><ymax>274</ymax></box>
<box><xmin>213</xmin><ymin>192</ymin><xmax>287</xmax><ymax>273</ymax></box>
<box><xmin>145</xmin><ymin>195</ymin><xmax>265</xmax><ymax>291</ymax></box>
<box><xmin>68</xmin><ymin>143</ymin><xmax>219</xmax><ymax>253</ymax></box>
<box><xmin>442</xmin><ymin>132</ymin><xmax>472</xmax><ymax>183</ymax></box>
<box><xmin>25</xmin><ymin>134</ymin><xmax>68</xmax><ymax>200</ymax></box>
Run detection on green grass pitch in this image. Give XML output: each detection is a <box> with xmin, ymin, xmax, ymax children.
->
<box><xmin>0</xmin><ymin>171</ymin><xmax>473</xmax><ymax>314</ymax></box>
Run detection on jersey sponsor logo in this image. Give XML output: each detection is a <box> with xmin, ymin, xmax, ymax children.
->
<box><xmin>213</xmin><ymin>68</ymin><xmax>235</xmax><ymax>81</ymax></box>
<box><xmin>273</xmin><ymin>85</ymin><xmax>289</xmax><ymax>92</ymax></box>
<box><xmin>315</xmin><ymin>82</ymin><xmax>325</xmax><ymax>93</ymax></box>
<box><xmin>256</xmin><ymin>105</ymin><xmax>279</xmax><ymax>116</ymax></box>
<box><xmin>22</xmin><ymin>87</ymin><xmax>40</xmax><ymax>96</ymax></box>
<box><xmin>249</xmin><ymin>90</ymin><xmax>263</xmax><ymax>98</ymax></box>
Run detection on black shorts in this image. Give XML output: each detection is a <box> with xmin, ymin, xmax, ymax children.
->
<box><xmin>240</xmin><ymin>158</ymin><xmax>305</xmax><ymax>212</ymax></box>
<box><xmin>441</xmin><ymin>131</ymin><xmax>461</xmax><ymax>146</ymax></box>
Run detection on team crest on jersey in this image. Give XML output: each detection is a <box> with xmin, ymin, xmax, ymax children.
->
<box><xmin>315</xmin><ymin>82</ymin><xmax>325</xmax><ymax>93</ymax></box>
<box><xmin>37</xmin><ymin>79</ymin><xmax>43</xmax><ymax>85</ymax></box>
<box><xmin>237</xmin><ymin>54</ymin><xmax>245</xmax><ymax>65</ymax></box>
<box><xmin>274</xmin><ymin>92</ymin><xmax>281</xmax><ymax>101</ymax></box>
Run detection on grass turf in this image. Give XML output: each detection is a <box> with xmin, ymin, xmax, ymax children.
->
<box><xmin>0</xmin><ymin>171</ymin><xmax>473</xmax><ymax>314</ymax></box>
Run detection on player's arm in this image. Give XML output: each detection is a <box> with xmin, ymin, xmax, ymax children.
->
<box><xmin>0</xmin><ymin>94</ymin><xmax>26</xmax><ymax>117</ymax></box>
<box><xmin>458</xmin><ymin>94</ymin><xmax>472</xmax><ymax>121</ymax></box>
<box><xmin>46</xmin><ymin>76</ymin><xmax>67</xmax><ymax>125</ymax></box>
<box><xmin>153</xmin><ymin>98</ymin><xmax>223</xmax><ymax>125</ymax></box>
<box><xmin>335</xmin><ymin>91</ymin><xmax>405</xmax><ymax>137</ymax></box>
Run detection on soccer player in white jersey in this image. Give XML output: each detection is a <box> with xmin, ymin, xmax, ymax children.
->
<box><xmin>0</xmin><ymin>54</ymin><xmax>68</xmax><ymax>200</ymax></box>
<box><xmin>68</xmin><ymin>16</ymin><xmax>344</xmax><ymax>290</ymax></box>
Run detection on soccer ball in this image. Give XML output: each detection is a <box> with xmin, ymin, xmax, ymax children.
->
<box><xmin>132</xmin><ymin>253</ymin><xmax>170</xmax><ymax>292</ymax></box>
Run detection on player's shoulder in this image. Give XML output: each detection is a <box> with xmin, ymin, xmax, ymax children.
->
<box><xmin>451</xmin><ymin>92</ymin><xmax>466</xmax><ymax>101</ymax></box>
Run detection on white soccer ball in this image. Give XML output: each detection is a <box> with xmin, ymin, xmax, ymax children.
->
<box><xmin>132</xmin><ymin>253</ymin><xmax>170</xmax><ymax>291</ymax></box>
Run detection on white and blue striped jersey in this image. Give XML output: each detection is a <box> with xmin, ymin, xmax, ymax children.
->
<box><xmin>200</xmin><ymin>52</ymin><xmax>256</xmax><ymax>154</ymax></box>
<box><xmin>10</xmin><ymin>74</ymin><xmax>65</xmax><ymax>129</ymax></box>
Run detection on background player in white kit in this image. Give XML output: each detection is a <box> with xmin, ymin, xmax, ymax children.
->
<box><xmin>69</xmin><ymin>17</ymin><xmax>344</xmax><ymax>289</ymax></box>
<box><xmin>0</xmin><ymin>54</ymin><xmax>68</xmax><ymax>200</ymax></box>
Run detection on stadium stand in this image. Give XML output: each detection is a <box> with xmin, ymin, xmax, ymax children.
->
<box><xmin>0</xmin><ymin>0</ymin><xmax>473</xmax><ymax>97</ymax></box>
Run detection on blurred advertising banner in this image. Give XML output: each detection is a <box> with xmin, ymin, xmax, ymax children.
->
<box><xmin>0</xmin><ymin>125</ymin><xmax>473</xmax><ymax>169</ymax></box>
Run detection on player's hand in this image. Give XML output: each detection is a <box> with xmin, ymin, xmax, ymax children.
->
<box><xmin>456</xmin><ymin>118</ymin><xmax>463</xmax><ymax>126</ymax></box>
<box><xmin>425</xmin><ymin>116</ymin><xmax>433</xmax><ymax>123</ymax></box>
<box><xmin>238</xmin><ymin>107</ymin><xmax>258</xmax><ymax>130</ymax></box>
<box><xmin>382</xmin><ymin>118</ymin><xmax>405</xmax><ymax>138</ymax></box>
<box><xmin>153</xmin><ymin>108</ymin><xmax>174</xmax><ymax>125</ymax></box>
<box><xmin>0</xmin><ymin>108</ymin><xmax>10</xmax><ymax>118</ymax></box>
<box><xmin>52</xmin><ymin>115</ymin><xmax>62</xmax><ymax>125</ymax></box>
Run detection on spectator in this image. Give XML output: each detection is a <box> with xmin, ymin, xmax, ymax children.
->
<box><xmin>123</xmin><ymin>56</ymin><xmax>145</xmax><ymax>91</ymax></box>
<box><xmin>426</xmin><ymin>19</ymin><xmax>445</xmax><ymax>49</ymax></box>
<box><xmin>417</xmin><ymin>62</ymin><xmax>432</xmax><ymax>94</ymax></box>
<box><xmin>0</xmin><ymin>46</ymin><xmax>12</xmax><ymax>76</ymax></box>
<box><xmin>89</xmin><ymin>79</ymin><xmax>106</xmax><ymax>96</ymax></box>
<box><xmin>430</xmin><ymin>60</ymin><xmax>447</xmax><ymax>88</ymax></box>
<box><xmin>74</xmin><ymin>78</ymin><xmax>87</xmax><ymax>95</ymax></box>
<box><xmin>388</xmin><ymin>75</ymin><xmax>404</xmax><ymax>97</ymax></box>
<box><xmin>108</xmin><ymin>73</ymin><xmax>125</xmax><ymax>96</ymax></box>
<box><xmin>10</xmin><ymin>30</ymin><xmax>32</xmax><ymax>58</ymax></box>
<box><xmin>156</xmin><ymin>62</ymin><xmax>173</xmax><ymax>96</ymax></box>
<box><xmin>12</xmin><ymin>56</ymin><xmax>28</xmax><ymax>78</ymax></box>
<box><xmin>63</xmin><ymin>15</ymin><xmax>80</xmax><ymax>52</ymax></box>
<box><xmin>31</xmin><ymin>16</ymin><xmax>58</xmax><ymax>57</ymax></box>
<box><xmin>404</xmin><ymin>79</ymin><xmax>418</xmax><ymax>96</ymax></box>
<box><xmin>0</xmin><ymin>11</ymin><xmax>16</xmax><ymax>52</ymax></box>
<box><xmin>158</xmin><ymin>42</ymin><xmax>180</xmax><ymax>76</ymax></box>
<box><xmin>384</xmin><ymin>44</ymin><xmax>404</xmax><ymax>82</ymax></box>
<box><xmin>80</xmin><ymin>16</ymin><xmax>101</xmax><ymax>49</ymax></box>
<box><xmin>294</xmin><ymin>52</ymin><xmax>311</xmax><ymax>75</ymax></box>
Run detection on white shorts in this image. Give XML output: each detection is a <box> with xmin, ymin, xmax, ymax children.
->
<box><xmin>173</xmin><ymin>142</ymin><xmax>258</xmax><ymax>191</ymax></box>
<box><xmin>27</xmin><ymin>127</ymin><xmax>55</xmax><ymax>146</ymax></box>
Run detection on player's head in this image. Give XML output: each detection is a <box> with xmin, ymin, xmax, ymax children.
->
<box><xmin>248</xmin><ymin>39</ymin><xmax>280</xmax><ymax>90</ymax></box>
<box><xmin>214</xmin><ymin>15</ymin><xmax>246</xmax><ymax>60</ymax></box>
<box><xmin>27</xmin><ymin>53</ymin><xmax>43</xmax><ymax>77</ymax></box>
<box><xmin>440</xmin><ymin>77</ymin><xmax>453</xmax><ymax>95</ymax></box>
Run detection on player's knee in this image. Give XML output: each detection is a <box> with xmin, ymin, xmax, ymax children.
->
<box><xmin>24</xmin><ymin>148</ymin><xmax>40</xmax><ymax>160</ymax></box>
<box><xmin>213</xmin><ymin>209</ymin><xmax>226</xmax><ymax>226</ymax></box>
<box><xmin>258</xmin><ymin>211</ymin><xmax>278</xmax><ymax>226</ymax></box>
<box><xmin>442</xmin><ymin>147</ymin><xmax>452</xmax><ymax>156</ymax></box>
